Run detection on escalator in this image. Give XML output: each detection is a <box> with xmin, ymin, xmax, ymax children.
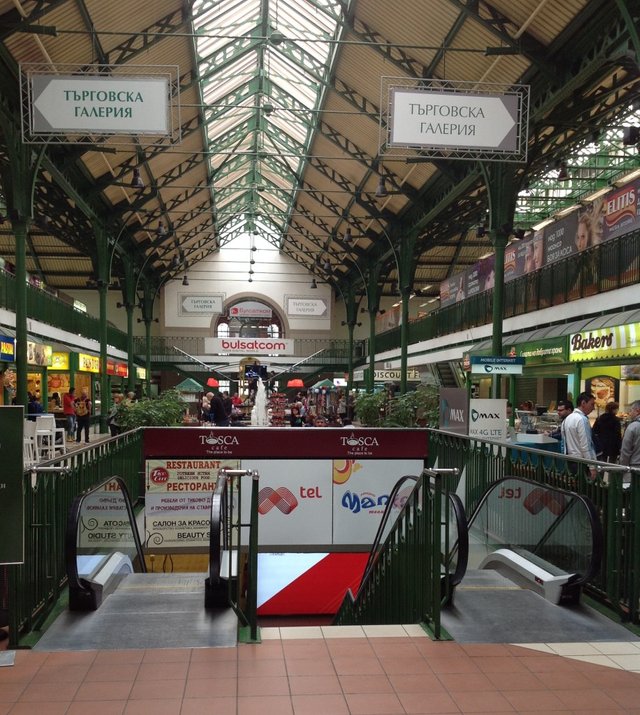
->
<box><xmin>441</xmin><ymin>476</ymin><xmax>630</xmax><ymax>643</ymax></box>
<box><xmin>337</xmin><ymin>472</ymin><xmax>635</xmax><ymax>642</ymax></box>
<box><xmin>33</xmin><ymin>475</ymin><xmax>238</xmax><ymax>651</ymax></box>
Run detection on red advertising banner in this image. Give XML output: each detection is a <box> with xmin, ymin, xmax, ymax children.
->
<box><xmin>143</xmin><ymin>427</ymin><xmax>429</xmax><ymax>460</ymax></box>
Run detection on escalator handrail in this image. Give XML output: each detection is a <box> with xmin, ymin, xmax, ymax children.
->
<box><xmin>447</xmin><ymin>491</ymin><xmax>468</xmax><ymax>588</ymax></box>
<box><xmin>356</xmin><ymin>473</ymin><xmax>469</xmax><ymax>601</ymax></box>
<box><xmin>356</xmin><ymin>475</ymin><xmax>418</xmax><ymax>597</ymax></box>
<box><xmin>65</xmin><ymin>475</ymin><xmax>146</xmax><ymax>594</ymax></box>
<box><xmin>208</xmin><ymin>473</ymin><xmax>229</xmax><ymax>585</ymax></box>
<box><xmin>466</xmin><ymin>476</ymin><xmax>603</xmax><ymax>588</ymax></box>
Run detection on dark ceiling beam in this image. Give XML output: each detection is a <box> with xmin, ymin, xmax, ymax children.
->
<box><xmin>447</xmin><ymin>0</ymin><xmax>555</xmax><ymax>75</ymax></box>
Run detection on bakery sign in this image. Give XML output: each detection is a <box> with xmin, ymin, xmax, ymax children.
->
<box><xmin>569</xmin><ymin>322</ymin><xmax>640</xmax><ymax>361</ymax></box>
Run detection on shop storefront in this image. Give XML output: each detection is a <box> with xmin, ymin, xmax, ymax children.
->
<box><xmin>26</xmin><ymin>340</ymin><xmax>53</xmax><ymax>406</ymax></box>
<box><xmin>569</xmin><ymin>321</ymin><xmax>640</xmax><ymax>419</ymax></box>
<box><xmin>506</xmin><ymin>337</ymin><xmax>573</xmax><ymax>411</ymax></box>
<box><xmin>0</xmin><ymin>334</ymin><xmax>15</xmax><ymax>405</ymax></box>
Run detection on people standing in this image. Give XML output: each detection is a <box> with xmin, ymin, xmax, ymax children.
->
<box><xmin>63</xmin><ymin>387</ymin><xmax>76</xmax><ymax>441</ymax></box>
<box><xmin>592</xmin><ymin>402</ymin><xmax>622</xmax><ymax>463</ymax></box>
<box><xmin>107</xmin><ymin>393</ymin><xmax>123</xmax><ymax>437</ymax></box>
<box><xmin>561</xmin><ymin>391</ymin><xmax>597</xmax><ymax>481</ymax></box>
<box><xmin>620</xmin><ymin>400</ymin><xmax>640</xmax><ymax>468</ymax></box>
<box><xmin>208</xmin><ymin>390</ymin><xmax>228</xmax><ymax>426</ymax></box>
<box><xmin>75</xmin><ymin>388</ymin><xmax>92</xmax><ymax>444</ymax></box>
<box><xmin>548</xmin><ymin>399</ymin><xmax>574</xmax><ymax>448</ymax></box>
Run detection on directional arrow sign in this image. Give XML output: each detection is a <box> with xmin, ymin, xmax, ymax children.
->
<box><xmin>390</xmin><ymin>88</ymin><xmax>519</xmax><ymax>152</ymax></box>
<box><xmin>180</xmin><ymin>295</ymin><xmax>222</xmax><ymax>315</ymax></box>
<box><xmin>286</xmin><ymin>297</ymin><xmax>328</xmax><ymax>318</ymax></box>
<box><xmin>30</xmin><ymin>74</ymin><xmax>169</xmax><ymax>135</ymax></box>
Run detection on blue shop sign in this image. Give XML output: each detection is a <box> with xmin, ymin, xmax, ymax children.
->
<box><xmin>0</xmin><ymin>335</ymin><xmax>15</xmax><ymax>362</ymax></box>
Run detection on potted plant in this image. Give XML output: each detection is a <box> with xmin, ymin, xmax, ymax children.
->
<box><xmin>115</xmin><ymin>389</ymin><xmax>187</xmax><ymax>430</ymax></box>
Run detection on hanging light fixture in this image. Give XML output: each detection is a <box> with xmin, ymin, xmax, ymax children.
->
<box><xmin>182</xmin><ymin>275</ymin><xmax>189</xmax><ymax>286</ymax></box>
<box><xmin>131</xmin><ymin>167</ymin><xmax>145</xmax><ymax>189</ymax></box>
<box><xmin>323</xmin><ymin>259</ymin><xmax>331</xmax><ymax>272</ymax></box>
<box><xmin>557</xmin><ymin>161</ymin><xmax>569</xmax><ymax>181</ymax></box>
<box><xmin>156</xmin><ymin>221</ymin><xmax>167</xmax><ymax>238</ymax></box>
<box><xmin>310</xmin><ymin>278</ymin><xmax>317</xmax><ymax>289</ymax></box>
<box><xmin>344</xmin><ymin>227</ymin><xmax>353</xmax><ymax>243</ymax></box>
<box><xmin>375</xmin><ymin>174</ymin><xmax>388</xmax><ymax>198</ymax></box>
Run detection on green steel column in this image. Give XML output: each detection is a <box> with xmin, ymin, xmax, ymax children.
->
<box><xmin>95</xmin><ymin>224</ymin><xmax>109</xmax><ymax>434</ymax></box>
<box><xmin>399</xmin><ymin>288</ymin><xmax>410</xmax><ymax>395</ymax></box>
<box><xmin>13</xmin><ymin>219</ymin><xmax>29</xmax><ymax>409</ymax></box>
<box><xmin>122</xmin><ymin>265</ymin><xmax>136</xmax><ymax>394</ymax></box>
<box><xmin>142</xmin><ymin>283</ymin><xmax>156</xmax><ymax>396</ymax></box>
<box><xmin>366</xmin><ymin>269</ymin><xmax>380</xmax><ymax>393</ymax></box>
<box><xmin>343</xmin><ymin>288</ymin><xmax>358</xmax><ymax>393</ymax></box>
<box><xmin>483</xmin><ymin>162</ymin><xmax>519</xmax><ymax>399</ymax></box>
<box><xmin>397</xmin><ymin>229</ymin><xmax>417</xmax><ymax>396</ymax></box>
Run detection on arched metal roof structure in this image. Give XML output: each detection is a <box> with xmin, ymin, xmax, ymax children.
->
<box><xmin>0</xmin><ymin>0</ymin><xmax>638</xmax><ymax>305</ymax></box>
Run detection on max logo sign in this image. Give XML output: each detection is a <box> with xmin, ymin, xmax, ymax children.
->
<box><xmin>471</xmin><ymin>409</ymin><xmax>499</xmax><ymax>421</ymax></box>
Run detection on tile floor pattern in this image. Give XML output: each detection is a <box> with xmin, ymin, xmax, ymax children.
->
<box><xmin>3</xmin><ymin>626</ymin><xmax>640</xmax><ymax>714</ymax></box>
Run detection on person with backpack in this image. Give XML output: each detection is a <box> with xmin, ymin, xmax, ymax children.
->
<box><xmin>75</xmin><ymin>388</ymin><xmax>92</xmax><ymax>444</ymax></box>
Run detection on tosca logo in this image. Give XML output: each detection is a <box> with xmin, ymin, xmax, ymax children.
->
<box><xmin>199</xmin><ymin>433</ymin><xmax>239</xmax><ymax>446</ymax></box>
<box><xmin>339</xmin><ymin>433</ymin><xmax>380</xmax><ymax>456</ymax></box>
<box><xmin>149</xmin><ymin>467</ymin><xmax>169</xmax><ymax>485</ymax></box>
<box><xmin>258</xmin><ymin>486</ymin><xmax>298</xmax><ymax>515</ymax></box>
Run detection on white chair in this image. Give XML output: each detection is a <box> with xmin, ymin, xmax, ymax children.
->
<box><xmin>23</xmin><ymin>420</ymin><xmax>37</xmax><ymax>465</ymax></box>
<box><xmin>34</xmin><ymin>414</ymin><xmax>60</xmax><ymax>460</ymax></box>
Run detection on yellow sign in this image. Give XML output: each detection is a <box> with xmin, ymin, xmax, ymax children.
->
<box><xmin>136</xmin><ymin>366</ymin><xmax>147</xmax><ymax>379</ymax></box>
<box><xmin>78</xmin><ymin>353</ymin><xmax>100</xmax><ymax>372</ymax></box>
<box><xmin>569</xmin><ymin>322</ymin><xmax>640</xmax><ymax>362</ymax></box>
<box><xmin>51</xmin><ymin>352</ymin><xmax>70</xmax><ymax>370</ymax></box>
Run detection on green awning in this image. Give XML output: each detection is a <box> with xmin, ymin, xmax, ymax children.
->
<box><xmin>174</xmin><ymin>378</ymin><xmax>203</xmax><ymax>392</ymax></box>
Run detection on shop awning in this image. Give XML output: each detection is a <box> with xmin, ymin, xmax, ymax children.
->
<box><xmin>468</xmin><ymin>309</ymin><xmax>640</xmax><ymax>354</ymax></box>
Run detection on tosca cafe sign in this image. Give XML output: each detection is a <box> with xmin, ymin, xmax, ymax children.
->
<box><xmin>0</xmin><ymin>407</ymin><xmax>25</xmax><ymax>564</ymax></box>
<box><xmin>569</xmin><ymin>322</ymin><xmax>640</xmax><ymax>362</ymax></box>
<box><xmin>29</xmin><ymin>73</ymin><xmax>169</xmax><ymax>135</ymax></box>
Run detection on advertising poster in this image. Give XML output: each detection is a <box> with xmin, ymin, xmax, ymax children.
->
<box><xmin>477</xmin><ymin>254</ymin><xmax>495</xmax><ymax>293</ymax></box>
<box><xmin>440</xmin><ymin>271</ymin><xmax>467</xmax><ymax>307</ymax></box>
<box><xmin>439</xmin><ymin>388</ymin><xmax>468</xmax><ymax>434</ymax></box>
<box><xmin>332</xmin><ymin>458</ymin><xmax>424</xmax><ymax>544</ymax></box>
<box><xmin>145</xmin><ymin>458</ymin><xmax>240</xmax><ymax>549</ymax></box>
<box><xmin>603</xmin><ymin>178</ymin><xmax>639</xmax><ymax>240</ymax></box>
<box><xmin>77</xmin><ymin>479</ymin><xmax>135</xmax><ymax>551</ymax></box>
<box><xmin>543</xmin><ymin>212</ymin><xmax>578</xmax><ymax>266</ymax></box>
<box><xmin>240</xmin><ymin>459</ymin><xmax>333</xmax><ymax>546</ymax></box>
<box><xmin>504</xmin><ymin>239</ymin><xmax>529</xmax><ymax>283</ymax></box>
<box><xmin>469</xmin><ymin>399</ymin><xmax>507</xmax><ymax>440</ymax></box>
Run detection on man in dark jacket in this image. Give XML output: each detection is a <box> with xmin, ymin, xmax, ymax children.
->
<box><xmin>208</xmin><ymin>391</ymin><xmax>229</xmax><ymax>426</ymax></box>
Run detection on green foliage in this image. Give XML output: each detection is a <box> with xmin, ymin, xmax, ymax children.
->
<box><xmin>355</xmin><ymin>384</ymin><xmax>440</xmax><ymax>428</ymax></box>
<box><xmin>354</xmin><ymin>391</ymin><xmax>387</xmax><ymax>427</ymax></box>
<box><xmin>115</xmin><ymin>389</ymin><xmax>186</xmax><ymax>430</ymax></box>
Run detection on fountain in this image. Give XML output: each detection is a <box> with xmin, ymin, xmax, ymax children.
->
<box><xmin>250</xmin><ymin>378</ymin><xmax>270</xmax><ymax>426</ymax></box>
